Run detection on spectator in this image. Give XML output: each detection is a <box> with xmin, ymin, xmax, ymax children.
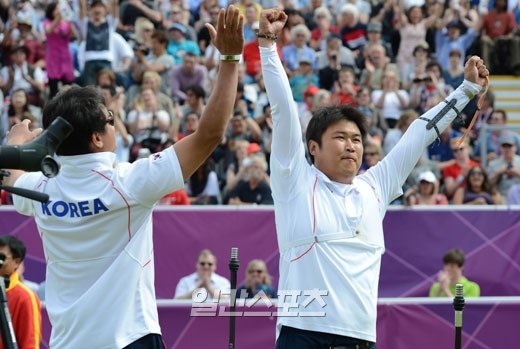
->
<box><xmin>309</xmin><ymin>6</ymin><xmax>340</xmax><ymax>52</ymax></box>
<box><xmin>0</xmin><ymin>235</ymin><xmax>41</xmax><ymax>348</ymax></box>
<box><xmin>332</xmin><ymin>67</ymin><xmax>359</xmax><ymax>106</ymax></box>
<box><xmin>0</xmin><ymin>45</ymin><xmax>46</xmax><ymax>108</ymax></box>
<box><xmin>180</xmin><ymin>84</ymin><xmax>206</xmax><ymax>132</ymax></box>
<box><xmin>429</xmin><ymin>248</ymin><xmax>480</xmax><ymax>297</ymax></box>
<box><xmin>442</xmin><ymin>137</ymin><xmax>479</xmax><ymax>200</ymax></box>
<box><xmin>357</xmin><ymin>21</ymin><xmax>394</xmax><ymax>71</ymax></box>
<box><xmin>237</xmin><ymin>259</ymin><xmax>277</xmax><ymax>299</ymax></box>
<box><xmin>300</xmin><ymin>88</ymin><xmax>331</xmax><ymax>142</ymax></box>
<box><xmin>1</xmin><ymin>89</ymin><xmax>38</xmax><ymax>144</ymax></box>
<box><xmin>443</xmin><ymin>49</ymin><xmax>465</xmax><ymax>89</ymax></box>
<box><xmin>290</xmin><ymin>58</ymin><xmax>319</xmax><ymax>105</ymax></box>
<box><xmin>2</xmin><ymin>5</ymin><xmax>46</xmax><ymax>69</ymax></box>
<box><xmin>452</xmin><ymin>164</ymin><xmax>503</xmax><ymax>204</ymax></box>
<box><xmin>243</xmin><ymin>5</ymin><xmax>261</xmax><ymax>43</ymax></box>
<box><xmin>507</xmin><ymin>182</ymin><xmax>520</xmax><ymax>205</ymax></box>
<box><xmin>359</xmin><ymin>44</ymin><xmax>398</xmax><ymax>91</ymax></box>
<box><xmin>43</xmin><ymin>2</ymin><xmax>77</xmax><ymax>101</ymax></box>
<box><xmin>371</xmin><ymin>69</ymin><xmax>410</xmax><ymax>129</ymax></box>
<box><xmin>338</xmin><ymin>4</ymin><xmax>367</xmax><ymax>54</ymax></box>
<box><xmin>197</xmin><ymin>4</ymin><xmax>221</xmax><ymax>55</ymax></box>
<box><xmin>403</xmin><ymin>170</ymin><xmax>448</xmax><ymax>206</ymax></box>
<box><xmin>480</xmin><ymin>0</ymin><xmax>520</xmax><ymax>74</ymax></box>
<box><xmin>185</xmin><ymin>158</ymin><xmax>221</xmax><ymax>204</ymax></box>
<box><xmin>78</xmin><ymin>0</ymin><xmax>119</xmax><ymax>87</ymax></box>
<box><xmin>383</xmin><ymin>109</ymin><xmax>418</xmax><ymax>155</ymax></box>
<box><xmin>410</xmin><ymin>61</ymin><xmax>453</xmax><ymax>114</ymax></box>
<box><xmin>393</xmin><ymin>2</ymin><xmax>441</xmax><ymax>76</ymax></box>
<box><xmin>118</xmin><ymin>0</ymin><xmax>162</xmax><ymax>38</ymax></box>
<box><xmin>440</xmin><ymin>0</ymin><xmax>481</xmax><ymax>34</ymax></box>
<box><xmin>169</xmin><ymin>52</ymin><xmax>208</xmax><ymax>103</ymax></box>
<box><xmin>402</xmin><ymin>41</ymin><xmax>431</xmax><ymax>91</ymax></box>
<box><xmin>316</xmin><ymin>33</ymin><xmax>357</xmax><ymax>91</ymax></box>
<box><xmin>358</xmin><ymin>142</ymin><xmax>382</xmax><ymax>175</ymax></box>
<box><xmin>434</xmin><ymin>20</ymin><xmax>478</xmax><ymax>71</ymax></box>
<box><xmin>167</xmin><ymin>22</ymin><xmax>201</xmax><ymax>65</ymax></box>
<box><xmin>174</xmin><ymin>249</ymin><xmax>230</xmax><ymax>300</ymax></box>
<box><xmin>356</xmin><ymin>86</ymin><xmax>387</xmax><ymax>145</ymax></box>
<box><xmin>281</xmin><ymin>24</ymin><xmax>316</xmax><ymax>77</ymax></box>
<box><xmin>473</xmin><ymin>109</ymin><xmax>520</xmax><ymax>163</ymax></box>
<box><xmin>228</xmin><ymin>154</ymin><xmax>273</xmax><ymax>205</ymax></box>
<box><xmin>165</xmin><ymin>3</ymin><xmax>198</xmax><ymax>42</ymax></box>
<box><xmin>487</xmin><ymin>134</ymin><xmax>520</xmax><ymax>201</ymax></box>
<box><xmin>127</xmin><ymin>87</ymin><xmax>171</xmax><ymax>160</ymax></box>
<box><xmin>129</xmin><ymin>30</ymin><xmax>175</xmax><ymax>101</ymax></box>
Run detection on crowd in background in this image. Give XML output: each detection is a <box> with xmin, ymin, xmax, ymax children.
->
<box><xmin>1</xmin><ymin>0</ymin><xmax>520</xmax><ymax>205</ymax></box>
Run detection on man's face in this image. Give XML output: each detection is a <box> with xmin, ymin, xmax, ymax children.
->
<box><xmin>89</xmin><ymin>3</ymin><xmax>107</xmax><ymax>21</ymax></box>
<box><xmin>230</xmin><ymin>115</ymin><xmax>246</xmax><ymax>135</ymax></box>
<box><xmin>309</xmin><ymin>120</ymin><xmax>363</xmax><ymax>183</ymax></box>
<box><xmin>183</xmin><ymin>55</ymin><xmax>196</xmax><ymax>73</ymax></box>
<box><xmin>443</xmin><ymin>262</ymin><xmax>462</xmax><ymax>283</ymax></box>
<box><xmin>196</xmin><ymin>254</ymin><xmax>216</xmax><ymax>278</ymax></box>
<box><xmin>0</xmin><ymin>246</ymin><xmax>20</xmax><ymax>278</ymax></box>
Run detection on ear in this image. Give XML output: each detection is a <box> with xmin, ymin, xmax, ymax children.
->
<box><xmin>308</xmin><ymin>140</ymin><xmax>319</xmax><ymax>157</ymax></box>
<box><xmin>90</xmin><ymin>131</ymin><xmax>104</xmax><ymax>151</ymax></box>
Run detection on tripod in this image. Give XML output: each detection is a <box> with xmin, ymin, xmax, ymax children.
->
<box><xmin>0</xmin><ymin>271</ymin><xmax>17</xmax><ymax>349</ymax></box>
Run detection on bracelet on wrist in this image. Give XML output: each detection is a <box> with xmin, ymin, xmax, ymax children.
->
<box><xmin>256</xmin><ymin>32</ymin><xmax>278</xmax><ymax>41</ymax></box>
<box><xmin>220</xmin><ymin>54</ymin><xmax>241</xmax><ymax>62</ymax></box>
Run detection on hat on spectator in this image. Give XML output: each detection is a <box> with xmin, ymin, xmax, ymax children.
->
<box><xmin>417</xmin><ymin>171</ymin><xmax>437</xmax><ymax>184</ymax></box>
<box><xmin>251</xmin><ymin>21</ymin><xmax>259</xmax><ymax>30</ymax></box>
<box><xmin>247</xmin><ymin>143</ymin><xmax>262</xmax><ymax>155</ymax></box>
<box><xmin>499</xmin><ymin>134</ymin><xmax>516</xmax><ymax>146</ymax></box>
<box><xmin>16</xmin><ymin>7</ymin><xmax>33</xmax><ymax>26</ymax></box>
<box><xmin>304</xmin><ymin>85</ymin><xmax>320</xmax><ymax>98</ymax></box>
<box><xmin>10</xmin><ymin>44</ymin><xmax>30</xmax><ymax>56</ymax></box>
<box><xmin>326</xmin><ymin>33</ymin><xmax>342</xmax><ymax>42</ymax></box>
<box><xmin>367</xmin><ymin>22</ymin><xmax>382</xmax><ymax>33</ymax></box>
<box><xmin>413</xmin><ymin>41</ymin><xmax>430</xmax><ymax>54</ymax></box>
<box><xmin>298</xmin><ymin>57</ymin><xmax>312</xmax><ymax>65</ymax></box>
<box><xmin>89</xmin><ymin>0</ymin><xmax>107</xmax><ymax>8</ymax></box>
<box><xmin>169</xmin><ymin>22</ymin><xmax>187</xmax><ymax>35</ymax></box>
<box><xmin>446</xmin><ymin>20</ymin><xmax>461</xmax><ymax>29</ymax></box>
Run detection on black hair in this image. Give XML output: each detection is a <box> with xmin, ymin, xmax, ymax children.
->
<box><xmin>7</xmin><ymin>89</ymin><xmax>30</xmax><ymax>117</ymax></box>
<box><xmin>0</xmin><ymin>235</ymin><xmax>26</xmax><ymax>261</ymax></box>
<box><xmin>305</xmin><ymin>105</ymin><xmax>368</xmax><ymax>164</ymax></box>
<box><xmin>442</xmin><ymin>248</ymin><xmax>465</xmax><ymax>267</ymax></box>
<box><xmin>100</xmin><ymin>84</ymin><xmax>117</xmax><ymax>97</ymax></box>
<box><xmin>186</xmin><ymin>84</ymin><xmax>205</xmax><ymax>99</ymax></box>
<box><xmin>42</xmin><ymin>86</ymin><xmax>108</xmax><ymax>156</ymax></box>
<box><xmin>45</xmin><ymin>2</ymin><xmax>59</xmax><ymax>20</ymax></box>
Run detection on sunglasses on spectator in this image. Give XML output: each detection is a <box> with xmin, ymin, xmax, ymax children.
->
<box><xmin>365</xmin><ymin>152</ymin><xmax>379</xmax><ymax>156</ymax></box>
<box><xmin>451</xmin><ymin>147</ymin><xmax>464</xmax><ymax>153</ymax></box>
<box><xmin>469</xmin><ymin>171</ymin><xmax>484</xmax><ymax>177</ymax></box>
<box><xmin>248</xmin><ymin>269</ymin><xmax>264</xmax><ymax>274</ymax></box>
<box><xmin>199</xmin><ymin>262</ymin><xmax>213</xmax><ymax>267</ymax></box>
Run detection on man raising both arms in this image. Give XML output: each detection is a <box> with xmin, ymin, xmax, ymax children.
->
<box><xmin>258</xmin><ymin>7</ymin><xmax>489</xmax><ymax>349</ymax></box>
<box><xmin>4</xmin><ymin>6</ymin><xmax>243</xmax><ymax>349</ymax></box>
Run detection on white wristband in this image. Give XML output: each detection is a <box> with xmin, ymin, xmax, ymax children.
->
<box><xmin>220</xmin><ymin>54</ymin><xmax>241</xmax><ymax>62</ymax></box>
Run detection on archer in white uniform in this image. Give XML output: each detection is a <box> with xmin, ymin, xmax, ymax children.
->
<box><xmin>4</xmin><ymin>6</ymin><xmax>245</xmax><ymax>348</ymax></box>
<box><xmin>257</xmin><ymin>8</ymin><xmax>489</xmax><ymax>349</ymax></box>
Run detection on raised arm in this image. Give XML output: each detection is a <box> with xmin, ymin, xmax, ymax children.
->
<box><xmin>173</xmin><ymin>5</ymin><xmax>244</xmax><ymax>181</ymax></box>
<box><xmin>258</xmin><ymin>9</ymin><xmax>304</xmax><ymax>169</ymax></box>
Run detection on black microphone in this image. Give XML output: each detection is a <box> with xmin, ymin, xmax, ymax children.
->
<box><xmin>228</xmin><ymin>247</ymin><xmax>239</xmax><ymax>349</ymax></box>
<box><xmin>0</xmin><ymin>117</ymin><xmax>73</xmax><ymax>178</ymax></box>
<box><xmin>453</xmin><ymin>283</ymin><xmax>465</xmax><ymax>349</ymax></box>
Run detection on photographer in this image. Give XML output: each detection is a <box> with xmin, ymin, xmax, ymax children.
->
<box><xmin>127</xmin><ymin>30</ymin><xmax>174</xmax><ymax>105</ymax></box>
<box><xmin>410</xmin><ymin>61</ymin><xmax>453</xmax><ymax>114</ymax></box>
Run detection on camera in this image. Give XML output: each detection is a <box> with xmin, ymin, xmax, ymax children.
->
<box><xmin>413</xmin><ymin>77</ymin><xmax>433</xmax><ymax>83</ymax></box>
<box><xmin>330</xmin><ymin>54</ymin><xmax>337</xmax><ymax>61</ymax></box>
<box><xmin>129</xmin><ymin>40</ymin><xmax>150</xmax><ymax>56</ymax></box>
<box><xmin>507</xmin><ymin>162</ymin><xmax>513</xmax><ymax>169</ymax></box>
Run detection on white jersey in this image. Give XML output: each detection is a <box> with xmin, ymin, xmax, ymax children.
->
<box><xmin>13</xmin><ymin>149</ymin><xmax>184</xmax><ymax>348</ymax></box>
<box><xmin>260</xmin><ymin>44</ymin><xmax>481</xmax><ymax>342</ymax></box>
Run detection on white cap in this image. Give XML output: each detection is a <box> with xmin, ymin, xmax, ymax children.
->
<box><xmin>417</xmin><ymin>171</ymin><xmax>436</xmax><ymax>184</ymax></box>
